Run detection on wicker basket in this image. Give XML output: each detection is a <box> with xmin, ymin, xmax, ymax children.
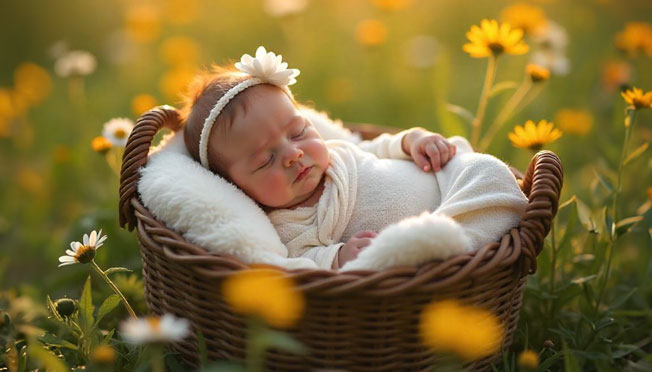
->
<box><xmin>119</xmin><ymin>106</ymin><xmax>563</xmax><ymax>372</ymax></box>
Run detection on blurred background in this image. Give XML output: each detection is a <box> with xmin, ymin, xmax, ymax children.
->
<box><xmin>1</xmin><ymin>0</ymin><xmax>651</xmax><ymax>313</ymax></box>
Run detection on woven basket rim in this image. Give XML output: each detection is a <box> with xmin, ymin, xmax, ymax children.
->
<box><xmin>119</xmin><ymin>106</ymin><xmax>564</xmax><ymax>297</ymax></box>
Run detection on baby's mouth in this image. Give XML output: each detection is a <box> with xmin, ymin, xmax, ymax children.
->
<box><xmin>295</xmin><ymin>166</ymin><xmax>312</xmax><ymax>182</ymax></box>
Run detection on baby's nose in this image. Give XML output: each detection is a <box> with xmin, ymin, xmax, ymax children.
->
<box><xmin>284</xmin><ymin>148</ymin><xmax>303</xmax><ymax>167</ymax></box>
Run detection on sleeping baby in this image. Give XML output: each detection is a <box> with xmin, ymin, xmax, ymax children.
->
<box><xmin>179</xmin><ymin>47</ymin><xmax>528</xmax><ymax>270</ymax></box>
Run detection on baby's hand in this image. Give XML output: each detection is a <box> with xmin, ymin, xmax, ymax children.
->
<box><xmin>336</xmin><ymin>230</ymin><xmax>377</xmax><ymax>268</ymax></box>
<box><xmin>402</xmin><ymin>128</ymin><xmax>457</xmax><ymax>172</ymax></box>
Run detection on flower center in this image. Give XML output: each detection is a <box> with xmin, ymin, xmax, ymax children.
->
<box><xmin>74</xmin><ymin>245</ymin><xmax>96</xmax><ymax>264</ymax></box>
<box><xmin>113</xmin><ymin>128</ymin><xmax>127</xmax><ymax>139</ymax></box>
<box><xmin>147</xmin><ymin>317</ymin><xmax>161</xmax><ymax>331</ymax></box>
<box><xmin>488</xmin><ymin>42</ymin><xmax>504</xmax><ymax>54</ymax></box>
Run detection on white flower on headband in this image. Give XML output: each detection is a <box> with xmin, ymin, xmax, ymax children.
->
<box><xmin>235</xmin><ymin>46</ymin><xmax>300</xmax><ymax>86</ymax></box>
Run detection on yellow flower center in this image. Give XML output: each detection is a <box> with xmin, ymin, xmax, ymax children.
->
<box><xmin>74</xmin><ymin>245</ymin><xmax>96</xmax><ymax>264</ymax></box>
<box><xmin>113</xmin><ymin>128</ymin><xmax>128</xmax><ymax>139</ymax></box>
<box><xmin>488</xmin><ymin>42</ymin><xmax>505</xmax><ymax>54</ymax></box>
<box><xmin>147</xmin><ymin>316</ymin><xmax>161</xmax><ymax>330</ymax></box>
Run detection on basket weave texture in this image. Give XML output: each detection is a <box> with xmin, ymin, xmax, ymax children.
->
<box><xmin>119</xmin><ymin>106</ymin><xmax>563</xmax><ymax>372</ymax></box>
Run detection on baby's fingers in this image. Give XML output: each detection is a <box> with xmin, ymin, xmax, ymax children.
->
<box><xmin>425</xmin><ymin>144</ymin><xmax>441</xmax><ymax>171</ymax></box>
<box><xmin>413</xmin><ymin>151</ymin><xmax>432</xmax><ymax>172</ymax></box>
<box><xmin>353</xmin><ymin>230</ymin><xmax>377</xmax><ymax>239</ymax></box>
<box><xmin>435</xmin><ymin>140</ymin><xmax>450</xmax><ymax>165</ymax></box>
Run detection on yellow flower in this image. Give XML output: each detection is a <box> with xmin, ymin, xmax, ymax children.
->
<box><xmin>621</xmin><ymin>86</ymin><xmax>652</xmax><ymax>110</ymax></box>
<box><xmin>92</xmin><ymin>136</ymin><xmax>113</xmax><ymax>153</ymax></box>
<box><xmin>91</xmin><ymin>345</ymin><xmax>116</xmax><ymax>365</ymax></box>
<box><xmin>647</xmin><ymin>187</ymin><xmax>652</xmax><ymax>203</ymax></box>
<box><xmin>463</xmin><ymin>19</ymin><xmax>529</xmax><ymax>58</ymax></box>
<box><xmin>517</xmin><ymin>350</ymin><xmax>539</xmax><ymax>369</ymax></box>
<box><xmin>500</xmin><ymin>3</ymin><xmax>547</xmax><ymax>35</ymax></box>
<box><xmin>17</xmin><ymin>167</ymin><xmax>44</xmax><ymax>195</ymax></box>
<box><xmin>164</xmin><ymin>0</ymin><xmax>199</xmax><ymax>25</ymax></box>
<box><xmin>526</xmin><ymin>63</ymin><xmax>550</xmax><ymax>82</ymax></box>
<box><xmin>601</xmin><ymin>61</ymin><xmax>631</xmax><ymax>91</ymax></box>
<box><xmin>222</xmin><ymin>268</ymin><xmax>304</xmax><ymax>328</ymax></box>
<box><xmin>355</xmin><ymin>19</ymin><xmax>388</xmax><ymax>47</ymax></box>
<box><xmin>555</xmin><ymin>109</ymin><xmax>593</xmax><ymax>135</ymax></box>
<box><xmin>124</xmin><ymin>4</ymin><xmax>161</xmax><ymax>43</ymax></box>
<box><xmin>614</xmin><ymin>22</ymin><xmax>652</xmax><ymax>57</ymax></box>
<box><xmin>160</xmin><ymin>36</ymin><xmax>200</xmax><ymax>68</ymax></box>
<box><xmin>420</xmin><ymin>300</ymin><xmax>503</xmax><ymax>361</ymax></box>
<box><xmin>14</xmin><ymin>63</ymin><xmax>52</xmax><ymax>106</ymax></box>
<box><xmin>132</xmin><ymin>94</ymin><xmax>157</xmax><ymax>116</ymax></box>
<box><xmin>509</xmin><ymin>120</ymin><xmax>562</xmax><ymax>151</ymax></box>
<box><xmin>160</xmin><ymin>66</ymin><xmax>196</xmax><ymax>101</ymax></box>
<box><xmin>372</xmin><ymin>0</ymin><xmax>412</xmax><ymax>12</ymax></box>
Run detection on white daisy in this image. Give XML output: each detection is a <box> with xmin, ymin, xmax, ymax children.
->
<box><xmin>120</xmin><ymin>314</ymin><xmax>190</xmax><ymax>344</ymax></box>
<box><xmin>102</xmin><ymin>118</ymin><xmax>134</xmax><ymax>147</ymax></box>
<box><xmin>235</xmin><ymin>46</ymin><xmax>300</xmax><ymax>86</ymax></box>
<box><xmin>54</xmin><ymin>50</ymin><xmax>97</xmax><ymax>78</ymax></box>
<box><xmin>59</xmin><ymin>229</ymin><xmax>107</xmax><ymax>267</ymax></box>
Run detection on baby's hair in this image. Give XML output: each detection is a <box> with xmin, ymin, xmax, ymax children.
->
<box><xmin>180</xmin><ymin>63</ymin><xmax>299</xmax><ymax>177</ymax></box>
<box><xmin>180</xmin><ymin>64</ymin><xmax>248</xmax><ymax>176</ymax></box>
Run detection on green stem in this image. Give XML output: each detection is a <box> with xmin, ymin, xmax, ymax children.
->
<box><xmin>478</xmin><ymin>78</ymin><xmax>532</xmax><ymax>152</ymax></box>
<box><xmin>594</xmin><ymin>108</ymin><xmax>636</xmax><ymax>316</ymax></box>
<box><xmin>470</xmin><ymin>54</ymin><xmax>498</xmax><ymax>148</ymax></box>
<box><xmin>550</xmin><ymin>221</ymin><xmax>557</xmax><ymax>294</ymax></box>
<box><xmin>91</xmin><ymin>260</ymin><xmax>137</xmax><ymax>319</ymax></box>
<box><xmin>245</xmin><ymin>317</ymin><xmax>265</xmax><ymax>372</ymax></box>
<box><xmin>611</xmin><ymin>109</ymin><xmax>635</xmax><ymax>225</ymax></box>
<box><xmin>151</xmin><ymin>345</ymin><xmax>165</xmax><ymax>372</ymax></box>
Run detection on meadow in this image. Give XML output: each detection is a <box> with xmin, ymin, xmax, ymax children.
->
<box><xmin>1</xmin><ymin>0</ymin><xmax>651</xmax><ymax>371</ymax></box>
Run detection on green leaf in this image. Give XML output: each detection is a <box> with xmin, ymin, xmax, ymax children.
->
<box><xmin>261</xmin><ymin>330</ymin><xmax>307</xmax><ymax>355</ymax></box>
<box><xmin>563</xmin><ymin>342</ymin><xmax>581</xmax><ymax>372</ymax></box>
<box><xmin>79</xmin><ymin>276</ymin><xmax>95</xmax><ymax>333</ymax></box>
<box><xmin>615</xmin><ymin>216</ymin><xmax>644</xmax><ymax>237</ymax></box>
<box><xmin>558</xmin><ymin>195</ymin><xmax>577</xmax><ymax>210</ymax></box>
<box><xmin>592</xmin><ymin>169</ymin><xmax>614</xmax><ymax>193</ymax></box>
<box><xmin>39</xmin><ymin>333</ymin><xmax>79</xmax><ymax>350</ymax></box>
<box><xmin>95</xmin><ymin>294</ymin><xmax>120</xmax><ymax>326</ymax></box>
<box><xmin>27</xmin><ymin>341</ymin><xmax>71</xmax><ymax>372</ymax></box>
<box><xmin>612</xmin><ymin>344</ymin><xmax>640</xmax><ymax>359</ymax></box>
<box><xmin>575</xmin><ymin>197</ymin><xmax>597</xmax><ymax>233</ymax></box>
<box><xmin>624</xmin><ymin>142</ymin><xmax>649</xmax><ymax>165</ymax></box>
<box><xmin>197</xmin><ymin>330</ymin><xmax>208</xmax><ymax>369</ymax></box>
<box><xmin>104</xmin><ymin>267</ymin><xmax>133</xmax><ymax>276</ymax></box>
<box><xmin>608</xmin><ymin>287</ymin><xmax>638</xmax><ymax>310</ymax></box>
<box><xmin>488</xmin><ymin>81</ymin><xmax>519</xmax><ymax>98</ymax></box>
<box><xmin>102</xmin><ymin>329</ymin><xmax>115</xmax><ymax>344</ymax></box>
<box><xmin>571</xmin><ymin>274</ymin><xmax>598</xmax><ymax>285</ymax></box>
<box><xmin>444</xmin><ymin>103</ymin><xmax>474</xmax><ymax>126</ymax></box>
<box><xmin>46</xmin><ymin>295</ymin><xmax>63</xmax><ymax>322</ymax></box>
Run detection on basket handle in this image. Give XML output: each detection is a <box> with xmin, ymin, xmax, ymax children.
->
<box><xmin>518</xmin><ymin>150</ymin><xmax>563</xmax><ymax>274</ymax></box>
<box><xmin>119</xmin><ymin>106</ymin><xmax>182</xmax><ymax>230</ymax></box>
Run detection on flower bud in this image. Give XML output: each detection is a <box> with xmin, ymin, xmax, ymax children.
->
<box><xmin>526</xmin><ymin>64</ymin><xmax>550</xmax><ymax>83</ymax></box>
<box><xmin>54</xmin><ymin>298</ymin><xmax>77</xmax><ymax>318</ymax></box>
<box><xmin>543</xmin><ymin>339</ymin><xmax>555</xmax><ymax>348</ymax></box>
<box><xmin>91</xmin><ymin>136</ymin><xmax>113</xmax><ymax>154</ymax></box>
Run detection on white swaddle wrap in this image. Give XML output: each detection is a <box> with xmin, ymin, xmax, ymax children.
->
<box><xmin>270</xmin><ymin>137</ymin><xmax>528</xmax><ymax>270</ymax></box>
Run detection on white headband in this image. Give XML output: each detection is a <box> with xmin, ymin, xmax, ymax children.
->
<box><xmin>198</xmin><ymin>46</ymin><xmax>300</xmax><ymax>169</ymax></box>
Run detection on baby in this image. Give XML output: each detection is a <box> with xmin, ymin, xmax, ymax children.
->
<box><xmin>181</xmin><ymin>47</ymin><xmax>527</xmax><ymax>269</ymax></box>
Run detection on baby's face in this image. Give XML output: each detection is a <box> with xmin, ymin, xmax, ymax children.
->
<box><xmin>211</xmin><ymin>85</ymin><xmax>329</xmax><ymax>209</ymax></box>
